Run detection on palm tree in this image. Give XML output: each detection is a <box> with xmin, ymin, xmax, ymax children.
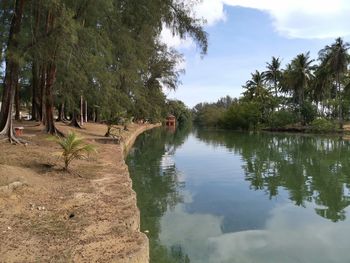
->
<box><xmin>319</xmin><ymin>37</ymin><xmax>350</xmax><ymax>128</ymax></box>
<box><xmin>264</xmin><ymin>56</ymin><xmax>282</xmax><ymax>97</ymax></box>
<box><xmin>280</xmin><ymin>63</ymin><xmax>293</xmax><ymax>95</ymax></box>
<box><xmin>243</xmin><ymin>70</ymin><xmax>268</xmax><ymax>101</ymax></box>
<box><xmin>311</xmin><ymin>63</ymin><xmax>332</xmax><ymax>116</ymax></box>
<box><xmin>288</xmin><ymin>52</ymin><xmax>314</xmax><ymax>108</ymax></box>
<box><xmin>52</xmin><ymin>132</ymin><xmax>96</xmax><ymax>170</ymax></box>
<box><xmin>242</xmin><ymin>70</ymin><xmax>274</xmax><ymax>120</ymax></box>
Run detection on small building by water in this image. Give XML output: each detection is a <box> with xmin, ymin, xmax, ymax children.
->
<box><xmin>165</xmin><ymin>114</ymin><xmax>176</xmax><ymax>127</ymax></box>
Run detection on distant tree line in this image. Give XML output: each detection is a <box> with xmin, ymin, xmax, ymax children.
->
<box><xmin>193</xmin><ymin>38</ymin><xmax>350</xmax><ymax>132</ymax></box>
<box><xmin>0</xmin><ymin>0</ymin><xmax>206</xmax><ymax>142</ymax></box>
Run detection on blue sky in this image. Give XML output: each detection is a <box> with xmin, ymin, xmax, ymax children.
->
<box><xmin>163</xmin><ymin>1</ymin><xmax>350</xmax><ymax>107</ymax></box>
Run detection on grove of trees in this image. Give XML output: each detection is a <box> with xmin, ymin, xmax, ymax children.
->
<box><xmin>0</xmin><ymin>0</ymin><xmax>205</xmax><ymax>142</ymax></box>
<box><xmin>193</xmin><ymin>38</ymin><xmax>350</xmax><ymax>132</ymax></box>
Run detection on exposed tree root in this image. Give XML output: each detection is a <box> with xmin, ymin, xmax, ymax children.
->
<box><xmin>0</xmin><ymin>133</ymin><xmax>28</xmax><ymax>145</ymax></box>
<box><xmin>44</xmin><ymin>126</ymin><xmax>65</xmax><ymax>137</ymax></box>
<box><xmin>0</xmin><ymin>118</ymin><xmax>28</xmax><ymax>144</ymax></box>
<box><xmin>69</xmin><ymin>116</ymin><xmax>82</xmax><ymax>129</ymax></box>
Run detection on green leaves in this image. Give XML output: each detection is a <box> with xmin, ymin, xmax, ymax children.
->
<box><xmin>51</xmin><ymin>132</ymin><xmax>96</xmax><ymax>170</ymax></box>
<box><xmin>1</xmin><ymin>0</ymin><xmax>207</xmax><ymax>130</ymax></box>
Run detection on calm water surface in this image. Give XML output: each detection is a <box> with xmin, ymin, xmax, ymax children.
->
<box><xmin>126</xmin><ymin>127</ymin><xmax>350</xmax><ymax>263</ymax></box>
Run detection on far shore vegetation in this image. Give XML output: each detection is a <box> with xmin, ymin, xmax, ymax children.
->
<box><xmin>192</xmin><ymin>37</ymin><xmax>350</xmax><ymax>134</ymax></box>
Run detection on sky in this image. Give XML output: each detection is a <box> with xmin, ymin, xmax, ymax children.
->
<box><xmin>162</xmin><ymin>0</ymin><xmax>350</xmax><ymax>108</ymax></box>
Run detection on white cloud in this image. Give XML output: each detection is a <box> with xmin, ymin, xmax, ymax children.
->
<box><xmin>160</xmin><ymin>27</ymin><xmax>195</xmax><ymax>50</ymax></box>
<box><xmin>224</xmin><ymin>0</ymin><xmax>350</xmax><ymax>39</ymax></box>
<box><xmin>207</xmin><ymin>204</ymin><xmax>350</xmax><ymax>262</ymax></box>
<box><xmin>159</xmin><ymin>202</ymin><xmax>350</xmax><ymax>263</ymax></box>
<box><xmin>162</xmin><ymin>0</ymin><xmax>350</xmax><ymax>47</ymax></box>
<box><xmin>189</xmin><ymin>0</ymin><xmax>350</xmax><ymax>39</ymax></box>
<box><xmin>195</xmin><ymin>0</ymin><xmax>227</xmax><ymax>26</ymax></box>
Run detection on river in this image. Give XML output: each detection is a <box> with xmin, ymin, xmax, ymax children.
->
<box><xmin>126</xmin><ymin>127</ymin><xmax>350</xmax><ymax>263</ymax></box>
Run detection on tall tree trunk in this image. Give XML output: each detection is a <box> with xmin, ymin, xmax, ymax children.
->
<box><xmin>94</xmin><ymin>107</ymin><xmax>100</xmax><ymax>122</ymax></box>
<box><xmin>298</xmin><ymin>88</ymin><xmax>303</xmax><ymax>123</ymax></box>
<box><xmin>14</xmin><ymin>82</ymin><xmax>20</xmax><ymax>120</ymax></box>
<box><xmin>63</xmin><ymin>104</ymin><xmax>69</xmax><ymax>121</ymax></box>
<box><xmin>69</xmin><ymin>109</ymin><xmax>82</xmax><ymax>128</ymax></box>
<box><xmin>337</xmin><ymin>74</ymin><xmax>343</xmax><ymax>129</ymax></box>
<box><xmin>56</xmin><ymin>102</ymin><xmax>67</xmax><ymax>122</ymax></box>
<box><xmin>80</xmin><ymin>95</ymin><xmax>84</xmax><ymax>126</ymax></box>
<box><xmin>40</xmin><ymin>64</ymin><xmax>46</xmax><ymax>124</ymax></box>
<box><xmin>31</xmin><ymin>60</ymin><xmax>41</xmax><ymax>121</ymax></box>
<box><xmin>56</xmin><ymin>103</ymin><xmax>63</xmax><ymax>121</ymax></box>
<box><xmin>30</xmin><ymin>0</ymin><xmax>41</xmax><ymax>121</ymax></box>
<box><xmin>42</xmin><ymin>10</ymin><xmax>62</xmax><ymax>135</ymax></box>
<box><xmin>85</xmin><ymin>100</ymin><xmax>88</xmax><ymax>123</ymax></box>
<box><xmin>274</xmin><ymin>80</ymin><xmax>278</xmax><ymax>98</ymax></box>
<box><xmin>0</xmin><ymin>0</ymin><xmax>26</xmax><ymax>142</ymax></box>
<box><xmin>44</xmin><ymin>62</ymin><xmax>61</xmax><ymax>135</ymax></box>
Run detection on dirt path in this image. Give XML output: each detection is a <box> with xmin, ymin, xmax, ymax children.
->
<box><xmin>0</xmin><ymin>121</ymin><xmax>159</xmax><ymax>262</ymax></box>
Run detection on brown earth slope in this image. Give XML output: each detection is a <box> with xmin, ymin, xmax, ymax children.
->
<box><xmin>0</xmin><ymin>121</ymin><xmax>158</xmax><ymax>263</ymax></box>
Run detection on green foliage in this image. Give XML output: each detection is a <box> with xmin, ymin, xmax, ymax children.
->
<box><xmin>192</xmin><ymin>96</ymin><xmax>236</xmax><ymax>127</ymax></box>
<box><xmin>193</xmin><ymin>105</ymin><xmax>225</xmax><ymax>127</ymax></box>
<box><xmin>282</xmin><ymin>52</ymin><xmax>314</xmax><ymax>107</ymax></box>
<box><xmin>268</xmin><ymin>109</ymin><xmax>297</xmax><ymax>128</ymax></box>
<box><xmin>221</xmin><ymin>102</ymin><xmax>260</xmax><ymax>130</ymax></box>
<box><xmin>126</xmin><ymin>128</ymin><xmax>191</xmax><ymax>262</ymax></box>
<box><xmin>167</xmin><ymin>100</ymin><xmax>192</xmax><ymax>126</ymax></box>
<box><xmin>265</xmin><ymin>56</ymin><xmax>282</xmax><ymax>96</ymax></box>
<box><xmin>310</xmin><ymin>118</ymin><xmax>337</xmax><ymax>133</ymax></box>
<box><xmin>300</xmin><ymin>101</ymin><xmax>317</xmax><ymax>124</ymax></box>
<box><xmin>51</xmin><ymin>132</ymin><xmax>96</xmax><ymax>170</ymax></box>
<box><xmin>0</xmin><ymin>0</ymin><xmax>207</xmax><ymax>131</ymax></box>
<box><xmin>192</xmin><ymin>38</ymin><xmax>350</xmax><ymax>132</ymax></box>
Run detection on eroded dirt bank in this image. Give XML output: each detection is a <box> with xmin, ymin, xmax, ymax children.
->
<box><xmin>0</xmin><ymin>122</ymin><xmax>159</xmax><ymax>262</ymax></box>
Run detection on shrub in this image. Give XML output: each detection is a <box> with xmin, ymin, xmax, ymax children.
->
<box><xmin>221</xmin><ymin>102</ymin><xmax>260</xmax><ymax>130</ymax></box>
<box><xmin>194</xmin><ymin>105</ymin><xmax>225</xmax><ymax>127</ymax></box>
<box><xmin>52</xmin><ymin>132</ymin><xmax>97</xmax><ymax>170</ymax></box>
<box><xmin>268</xmin><ymin>110</ymin><xmax>297</xmax><ymax>128</ymax></box>
<box><xmin>310</xmin><ymin>118</ymin><xmax>337</xmax><ymax>133</ymax></box>
<box><xmin>301</xmin><ymin>101</ymin><xmax>317</xmax><ymax>124</ymax></box>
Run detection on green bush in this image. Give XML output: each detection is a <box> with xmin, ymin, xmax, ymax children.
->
<box><xmin>310</xmin><ymin>118</ymin><xmax>337</xmax><ymax>133</ymax></box>
<box><xmin>301</xmin><ymin>101</ymin><xmax>317</xmax><ymax>124</ymax></box>
<box><xmin>268</xmin><ymin>110</ymin><xmax>297</xmax><ymax>128</ymax></box>
<box><xmin>194</xmin><ymin>105</ymin><xmax>225</xmax><ymax>127</ymax></box>
<box><xmin>221</xmin><ymin>102</ymin><xmax>260</xmax><ymax>130</ymax></box>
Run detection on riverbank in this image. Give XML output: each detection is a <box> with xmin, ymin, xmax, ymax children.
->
<box><xmin>0</xmin><ymin>121</ymin><xmax>159</xmax><ymax>262</ymax></box>
<box><xmin>262</xmin><ymin>123</ymin><xmax>350</xmax><ymax>135</ymax></box>
<box><xmin>197</xmin><ymin>122</ymin><xmax>350</xmax><ymax>136</ymax></box>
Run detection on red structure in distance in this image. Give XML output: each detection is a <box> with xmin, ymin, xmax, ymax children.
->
<box><xmin>165</xmin><ymin>115</ymin><xmax>176</xmax><ymax>127</ymax></box>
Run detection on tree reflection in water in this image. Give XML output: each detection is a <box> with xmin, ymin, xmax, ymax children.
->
<box><xmin>127</xmin><ymin>126</ymin><xmax>192</xmax><ymax>263</ymax></box>
<box><xmin>128</xmin><ymin>127</ymin><xmax>350</xmax><ymax>263</ymax></box>
<box><xmin>195</xmin><ymin>130</ymin><xmax>350</xmax><ymax>222</ymax></box>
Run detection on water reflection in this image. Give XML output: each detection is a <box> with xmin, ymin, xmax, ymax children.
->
<box><xmin>127</xmin><ymin>126</ymin><xmax>191</xmax><ymax>262</ymax></box>
<box><xmin>205</xmin><ymin>203</ymin><xmax>350</xmax><ymax>263</ymax></box>
<box><xmin>195</xmin><ymin>130</ymin><xmax>350</xmax><ymax>222</ymax></box>
<box><xmin>127</xmin><ymin>128</ymin><xmax>350</xmax><ymax>263</ymax></box>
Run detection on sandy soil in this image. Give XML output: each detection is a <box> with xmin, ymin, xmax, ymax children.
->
<box><xmin>0</xmin><ymin>121</ymin><xmax>158</xmax><ymax>262</ymax></box>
